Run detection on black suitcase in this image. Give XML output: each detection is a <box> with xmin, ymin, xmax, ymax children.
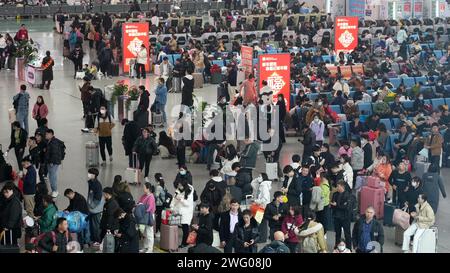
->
<box><xmin>383</xmin><ymin>202</ymin><xmax>397</xmax><ymax>226</ymax></box>
<box><xmin>111</xmin><ymin>62</ymin><xmax>120</xmax><ymax>77</ymax></box>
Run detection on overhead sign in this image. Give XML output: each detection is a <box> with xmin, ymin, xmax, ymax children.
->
<box><xmin>258</xmin><ymin>54</ymin><xmax>291</xmax><ymax>109</ymax></box>
<box><xmin>241</xmin><ymin>46</ymin><xmax>254</xmax><ymax>79</ymax></box>
<box><xmin>122</xmin><ymin>23</ymin><xmax>149</xmax><ymax>73</ymax></box>
<box><xmin>348</xmin><ymin>0</ymin><xmax>366</xmax><ymax>17</ymax></box>
<box><xmin>334</xmin><ymin>16</ymin><xmax>359</xmax><ymax>54</ymax></box>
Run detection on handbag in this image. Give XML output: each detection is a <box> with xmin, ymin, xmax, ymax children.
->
<box><xmin>186</xmin><ymin>230</ymin><xmax>197</xmax><ymax>245</ymax></box>
<box><xmin>393</xmin><ymin>207</ymin><xmax>410</xmax><ymax>230</ymax></box>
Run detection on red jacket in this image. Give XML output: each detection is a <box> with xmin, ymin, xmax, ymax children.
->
<box><xmin>281</xmin><ymin>215</ymin><xmax>304</xmax><ymax>243</ymax></box>
<box><xmin>32</xmin><ymin>103</ymin><xmax>49</xmax><ymax>120</ymax></box>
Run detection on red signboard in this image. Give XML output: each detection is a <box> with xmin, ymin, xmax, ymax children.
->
<box><xmin>414</xmin><ymin>1</ymin><xmax>422</xmax><ymax>12</ymax></box>
<box><xmin>241</xmin><ymin>46</ymin><xmax>253</xmax><ymax>78</ymax></box>
<box><xmin>258</xmin><ymin>54</ymin><xmax>291</xmax><ymax>109</ymax></box>
<box><xmin>404</xmin><ymin>1</ymin><xmax>411</xmax><ymax>12</ymax></box>
<box><xmin>122</xmin><ymin>23</ymin><xmax>149</xmax><ymax>73</ymax></box>
<box><xmin>334</xmin><ymin>16</ymin><xmax>359</xmax><ymax>54</ymax></box>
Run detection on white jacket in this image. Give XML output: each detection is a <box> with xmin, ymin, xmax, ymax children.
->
<box><xmin>136</xmin><ymin>48</ymin><xmax>148</xmax><ymax>65</ymax></box>
<box><xmin>309</xmin><ymin>186</ymin><xmax>324</xmax><ymax>212</ymax></box>
<box><xmin>342</xmin><ymin>163</ymin><xmax>353</xmax><ymax>189</ymax></box>
<box><xmin>251</xmin><ymin>179</ymin><xmax>272</xmax><ymax>207</ymax></box>
<box><xmin>221</xmin><ymin>156</ymin><xmax>239</xmax><ymax>177</ymax></box>
<box><xmin>170</xmin><ymin>184</ymin><xmax>194</xmax><ymax>225</ymax></box>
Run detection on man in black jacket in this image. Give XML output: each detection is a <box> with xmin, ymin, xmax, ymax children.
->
<box><xmin>281</xmin><ymin>165</ymin><xmax>302</xmax><ymax>206</ymax></box>
<box><xmin>331</xmin><ymin>181</ymin><xmax>353</xmax><ymax>248</ymax></box>
<box><xmin>100</xmin><ymin>187</ymin><xmax>120</xmax><ymax>241</ymax></box>
<box><xmin>7</xmin><ymin>121</ymin><xmax>28</xmax><ymax>171</ymax></box>
<box><xmin>192</xmin><ymin>203</ymin><xmax>214</xmax><ymax>246</ymax></box>
<box><xmin>219</xmin><ymin>199</ymin><xmax>242</xmax><ymax>253</ymax></box>
<box><xmin>134</xmin><ymin>86</ymin><xmax>150</xmax><ymax>130</ymax></box>
<box><xmin>361</xmin><ymin>135</ymin><xmax>373</xmax><ymax>170</ymax></box>
<box><xmin>300</xmin><ymin>126</ymin><xmax>316</xmax><ymax>164</ymax></box>
<box><xmin>0</xmin><ymin>183</ymin><xmax>23</xmax><ymax>245</ymax></box>
<box><xmin>263</xmin><ymin>191</ymin><xmax>288</xmax><ymax>241</ymax></box>
<box><xmin>98</xmin><ymin>42</ymin><xmax>113</xmax><ymax>77</ymax></box>
<box><xmin>45</xmin><ymin>129</ymin><xmax>65</xmax><ymax>198</ymax></box>
<box><xmin>38</xmin><ymin>217</ymin><xmax>72</xmax><ymax>253</ymax></box>
<box><xmin>352</xmin><ymin>206</ymin><xmax>385</xmax><ymax>253</ymax></box>
<box><xmin>64</xmin><ymin>188</ymin><xmax>89</xmax><ymax>215</ymax></box>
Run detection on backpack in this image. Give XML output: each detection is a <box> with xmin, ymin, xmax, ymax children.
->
<box><xmin>217</xmin><ymin>188</ymin><xmax>232</xmax><ymax>213</ymax></box>
<box><xmin>302</xmin><ymin>235</ymin><xmax>319</xmax><ymax>253</ymax></box>
<box><xmin>56</xmin><ymin>139</ymin><xmax>66</xmax><ymax>161</ymax></box>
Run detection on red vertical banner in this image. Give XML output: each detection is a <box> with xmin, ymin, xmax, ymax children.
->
<box><xmin>122</xmin><ymin>23</ymin><xmax>149</xmax><ymax>73</ymax></box>
<box><xmin>258</xmin><ymin>54</ymin><xmax>291</xmax><ymax>110</ymax></box>
<box><xmin>404</xmin><ymin>1</ymin><xmax>411</xmax><ymax>12</ymax></box>
<box><xmin>334</xmin><ymin>16</ymin><xmax>359</xmax><ymax>54</ymax></box>
<box><xmin>241</xmin><ymin>45</ymin><xmax>253</xmax><ymax>78</ymax></box>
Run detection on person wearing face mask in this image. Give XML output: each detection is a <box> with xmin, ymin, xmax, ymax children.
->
<box><xmin>405</xmin><ymin>177</ymin><xmax>424</xmax><ymax>212</ymax></box>
<box><xmin>86</xmin><ymin>168</ymin><xmax>104</xmax><ymax>247</ymax></box>
<box><xmin>94</xmin><ymin>106</ymin><xmax>115</xmax><ymax>166</ymax></box>
<box><xmin>333</xmin><ymin>239</ymin><xmax>351</xmax><ymax>253</ymax></box>
<box><xmin>171</xmin><ymin>178</ymin><xmax>195</xmax><ymax>248</ymax></box>
<box><xmin>309</xmin><ymin>115</ymin><xmax>324</xmax><ymax>146</ymax></box>
<box><xmin>413</xmin><ymin>94</ymin><xmax>426</xmax><ymax>115</ymax></box>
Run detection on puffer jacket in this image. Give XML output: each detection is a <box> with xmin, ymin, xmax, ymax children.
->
<box><xmin>297</xmin><ymin>221</ymin><xmax>327</xmax><ymax>253</ymax></box>
<box><xmin>414</xmin><ymin>201</ymin><xmax>435</xmax><ymax>229</ymax></box>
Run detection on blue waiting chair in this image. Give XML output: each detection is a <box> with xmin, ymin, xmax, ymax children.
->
<box><xmin>431</xmin><ymin>98</ymin><xmax>446</xmax><ymax>110</ymax></box>
<box><xmin>330</xmin><ymin>105</ymin><xmax>342</xmax><ymax>114</ymax></box>
<box><xmin>403</xmin><ymin>77</ymin><xmax>416</xmax><ymax>88</ymax></box>
<box><xmin>380</xmin><ymin>118</ymin><xmax>393</xmax><ymax>131</ymax></box>
<box><xmin>357</xmin><ymin>102</ymin><xmax>373</xmax><ymax>116</ymax></box>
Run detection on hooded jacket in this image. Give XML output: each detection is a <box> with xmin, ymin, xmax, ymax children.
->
<box><xmin>251</xmin><ymin>179</ymin><xmax>272</xmax><ymax>207</ymax></box>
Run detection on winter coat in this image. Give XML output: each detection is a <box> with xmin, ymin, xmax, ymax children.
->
<box><xmin>301</xmin><ymin>129</ymin><xmax>316</xmax><ymax>156</ymax></box>
<box><xmin>100</xmin><ymin>198</ymin><xmax>120</xmax><ymax>231</ymax></box>
<box><xmin>251</xmin><ymin>179</ymin><xmax>272</xmax><ymax>207</ymax></box>
<box><xmin>66</xmin><ymin>192</ymin><xmax>89</xmax><ymax>215</ymax></box>
<box><xmin>136</xmin><ymin>47</ymin><xmax>148</xmax><ymax>65</ymax></box>
<box><xmin>264</xmin><ymin>201</ymin><xmax>288</xmax><ymax>229</ymax></box>
<box><xmin>259</xmin><ymin>239</ymin><xmax>291</xmax><ymax>253</ymax></box>
<box><xmin>297</xmin><ymin>221</ymin><xmax>327</xmax><ymax>253</ymax></box>
<box><xmin>38</xmin><ymin>204</ymin><xmax>57</xmax><ymax>233</ymax></box>
<box><xmin>351</xmin><ymin>146</ymin><xmax>364</xmax><ymax>171</ymax></box>
<box><xmin>281</xmin><ymin>215</ymin><xmax>304</xmax><ymax>244</ymax></box>
<box><xmin>122</xmin><ymin>121</ymin><xmax>141</xmax><ymax>156</ymax></box>
<box><xmin>38</xmin><ymin>230</ymin><xmax>71</xmax><ymax>253</ymax></box>
<box><xmin>283</xmin><ymin>175</ymin><xmax>303</xmax><ymax>206</ymax></box>
<box><xmin>45</xmin><ymin>137</ymin><xmax>64</xmax><ymax>165</ymax></box>
<box><xmin>133</xmin><ymin>136</ymin><xmax>157</xmax><ymax>156</ymax></box>
<box><xmin>309</xmin><ymin>120</ymin><xmax>325</xmax><ymax>141</ymax></box>
<box><xmin>41</xmin><ymin>56</ymin><xmax>54</xmax><ymax>82</ymax></box>
<box><xmin>240</xmin><ymin>142</ymin><xmax>260</xmax><ymax>169</ymax></box>
<box><xmin>352</xmin><ymin>216</ymin><xmax>385</xmax><ymax>251</ymax></box>
<box><xmin>234</xmin><ymin>218</ymin><xmax>260</xmax><ymax>253</ymax></box>
<box><xmin>414</xmin><ymin>201</ymin><xmax>435</xmax><ymax>229</ymax></box>
<box><xmin>181</xmin><ymin>75</ymin><xmax>194</xmax><ymax>107</ymax></box>
<box><xmin>219</xmin><ymin>210</ymin><xmax>243</xmax><ymax>242</ymax></box>
<box><xmin>116</xmin><ymin>191</ymin><xmax>135</xmax><ymax>213</ymax></box>
<box><xmin>138</xmin><ymin>90</ymin><xmax>150</xmax><ymax>112</ymax></box>
<box><xmin>235</xmin><ymin>169</ymin><xmax>252</xmax><ymax>196</ymax></box>
<box><xmin>155</xmin><ymin>84</ymin><xmax>168</xmax><ymax>106</ymax></box>
<box><xmin>200</xmin><ymin>187</ymin><xmax>225</xmax><ymax>214</ymax></box>
<box><xmin>8</xmin><ymin>128</ymin><xmax>28</xmax><ymax>151</ymax></box>
<box><xmin>310</xmin><ymin>186</ymin><xmax>324</xmax><ymax>212</ymax></box>
<box><xmin>0</xmin><ymin>195</ymin><xmax>22</xmax><ymax>230</ymax></box>
<box><xmin>425</xmin><ymin>133</ymin><xmax>444</xmax><ymax>156</ymax></box>
<box><xmin>196</xmin><ymin>213</ymin><xmax>214</xmax><ymax>246</ymax></box>
<box><xmin>117</xmin><ymin>213</ymin><xmax>139</xmax><ymax>253</ymax></box>
<box><xmin>22</xmin><ymin>165</ymin><xmax>37</xmax><ymax>195</ymax></box>
<box><xmin>422</xmin><ymin>172</ymin><xmax>447</xmax><ymax>213</ymax></box>
<box><xmin>87</xmin><ymin>179</ymin><xmax>104</xmax><ymax>215</ymax></box>
<box><xmin>97</xmin><ymin>115</ymin><xmax>115</xmax><ymax>137</ymax></box>
<box><xmin>32</xmin><ymin>103</ymin><xmax>49</xmax><ymax>120</ymax></box>
<box><xmin>170</xmin><ymin>184</ymin><xmax>194</xmax><ymax>225</ymax></box>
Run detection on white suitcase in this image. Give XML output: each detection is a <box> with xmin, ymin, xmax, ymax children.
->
<box><xmin>417</xmin><ymin>227</ymin><xmax>438</xmax><ymax>253</ymax></box>
<box><xmin>124</xmin><ymin>153</ymin><xmax>142</xmax><ymax>185</ymax></box>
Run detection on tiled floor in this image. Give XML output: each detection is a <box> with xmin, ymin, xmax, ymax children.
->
<box><xmin>0</xmin><ymin>23</ymin><xmax>449</xmax><ymax>253</ymax></box>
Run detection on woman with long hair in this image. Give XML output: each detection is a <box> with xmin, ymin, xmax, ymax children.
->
<box><xmin>32</xmin><ymin>96</ymin><xmax>49</xmax><ymax>127</ymax></box>
<box><xmin>171</xmin><ymin>177</ymin><xmax>194</xmax><ymax>248</ymax></box>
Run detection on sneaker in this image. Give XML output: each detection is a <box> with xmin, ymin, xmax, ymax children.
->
<box><xmin>139</xmin><ymin>248</ymin><xmax>148</xmax><ymax>253</ymax></box>
<box><xmin>81</xmin><ymin>128</ymin><xmax>90</xmax><ymax>133</ymax></box>
<box><xmin>145</xmin><ymin>177</ymin><xmax>150</xmax><ymax>183</ymax></box>
<box><xmin>109</xmin><ymin>156</ymin><xmax>113</xmax><ymax>162</ymax></box>
<box><xmin>51</xmin><ymin>191</ymin><xmax>59</xmax><ymax>198</ymax></box>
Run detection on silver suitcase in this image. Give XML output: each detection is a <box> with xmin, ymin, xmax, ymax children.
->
<box><xmin>152</xmin><ymin>112</ymin><xmax>163</xmax><ymax>126</ymax></box>
<box><xmin>85</xmin><ymin>141</ymin><xmax>99</xmax><ymax>168</ymax></box>
<box><xmin>417</xmin><ymin>227</ymin><xmax>438</xmax><ymax>253</ymax></box>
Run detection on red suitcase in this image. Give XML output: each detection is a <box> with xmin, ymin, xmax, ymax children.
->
<box><xmin>360</xmin><ymin>185</ymin><xmax>385</xmax><ymax>218</ymax></box>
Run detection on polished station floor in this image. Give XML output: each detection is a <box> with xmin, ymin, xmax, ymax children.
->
<box><xmin>0</xmin><ymin>20</ymin><xmax>449</xmax><ymax>253</ymax></box>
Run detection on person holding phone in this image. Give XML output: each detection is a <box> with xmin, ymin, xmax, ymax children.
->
<box><xmin>233</xmin><ymin>209</ymin><xmax>259</xmax><ymax>253</ymax></box>
<box><xmin>281</xmin><ymin>205</ymin><xmax>304</xmax><ymax>253</ymax></box>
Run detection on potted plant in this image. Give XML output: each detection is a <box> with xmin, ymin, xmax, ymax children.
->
<box><xmin>13</xmin><ymin>39</ymin><xmax>38</xmax><ymax>81</ymax></box>
<box><xmin>210</xmin><ymin>64</ymin><xmax>222</xmax><ymax>84</ymax></box>
<box><xmin>112</xmin><ymin>80</ymin><xmax>128</xmax><ymax>121</ymax></box>
<box><xmin>126</xmin><ymin>85</ymin><xmax>140</xmax><ymax>119</ymax></box>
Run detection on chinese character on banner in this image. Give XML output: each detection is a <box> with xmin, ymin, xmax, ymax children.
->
<box><xmin>334</xmin><ymin>16</ymin><xmax>359</xmax><ymax>54</ymax></box>
<box><xmin>241</xmin><ymin>46</ymin><xmax>253</xmax><ymax>78</ymax></box>
<box><xmin>122</xmin><ymin>23</ymin><xmax>149</xmax><ymax>73</ymax></box>
<box><xmin>258</xmin><ymin>54</ymin><xmax>291</xmax><ymax>109</ymax></box>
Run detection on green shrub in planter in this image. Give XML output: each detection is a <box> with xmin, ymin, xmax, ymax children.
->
<box><xmin>211</xmin><ymin>73</ymin><xmax>222</xmax><ymax>84</ymax></box>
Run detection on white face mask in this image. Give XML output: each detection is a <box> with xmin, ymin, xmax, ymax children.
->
<box><xmin>88</xmin><ymin>173</ymin><xmax>95</xmax><ymax>180</ymax></box>
<box><xmin>338</xmin><ymin>245</ymin><xmax>346</xmax><ymax>251</ymax></box>
<box><xmin>257</xmin><ymin>176</ymin><xmax>263</xmax><ymax>183</ymax></box>
<box><xmin>411</xmin><ymin>182</ymin><xmax>418</xmax><ymax>188</ymax></box>
<box><xmin>314</xmin><ymin>117</ymin><xmax>319</xmax><ymax>122</ymax></box>
<box><xmin>100</xmin><ymin>109</ymin><xmax>106</xmax><ymax>114</ymax></box>
<box><xmin>317</xmin><ymin>102</ymin><xmax>323</xmax><ymax>106</ymax></box>
<box><xmin>180</xmin><ymin>170</ymin><xmax>187</xmax><ymax>175</ymax></box>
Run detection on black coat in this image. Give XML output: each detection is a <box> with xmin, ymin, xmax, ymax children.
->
<box><xmin>263</xmin><ymin>201</ymin><xmax>288</xmax><ymax>229</ymax></box>
<box><xmin>122</xmin><ymin>121</ymin><xmax>141</xmax><ymax>156</ymax></box>
<box><xmin>301</xmin><ymin>129</ymin><xmax>316</xmax><ymax>156</ymax></box>
<box><xmin>233</xmin><ymin>218</ymin><xmax>259</xmax><ymax>253</ymax></box>
<box><xmin>45</xmin><ymin>137</ymin><xmax>64</xmax><ymax>165</ymax></box>
<box><xmin>299</xmin><ymin>175</ymin><xmax>313</xmax><ymax>206</ymax></box>
<box><xmin>0</xmin><ymin>195</ymin><xmax>22</xmax><ymax>230</ymax></box>
<box><xmin>282</xmin><ymin>175</ymin><xmax>303</xmax><ymax>206</ymax></box>
<box><xmin>100</xmin><ymin>198</ymin><xmax>120</xmax><ymax>231</ymax></box>
<box><xmin>331</xmin><ymin>190</ymin><xmax>352</xmax><ymax>220</ymax></box>
<box><xmin>227</xmin><ymin>185</ymin><xmax>243</xmax><ymax>203</ymax></box>
<box><xmin>41</xmin><ymin>56</ymin><xmax>54</xmax><ymax>82</ymax></box>
<box><xmin>197</xmin><ymin>213</ymin><xmax>214</xmax><ymax>246</ymax></box>
<box><xmin>117</xmin><ymin>213</ymin><xmax>139</xmax><ymax>253</ymax></box>
<box><xmin>352</xmin><ymin>216</ymin><xmax>385</xmax><ymax>252</ymax></box>
<box><xmin>39</xmin><ymin>230</ymin><xmax>71</xmax><ymax>253</ymax></box>
<box><xmin>405</xmin><ymin>186</ymin><xmax>424</xmax><ymax>212</ymax></box>
<box><xmin>138</xmin><ymin>91</ymin><xmax>150</xmax><ymax>112</ymax></box>
<box><xmin>181</xmin><ymin>76</ymin><xmax>194</xmax><ymax>107</ymax></box>
<box><xmin>117</xmin><ymin>191</ymin><xmax>135</xmax><ymax>213</ymax></box>
<box><xmin>422</xmin><ymin>172</ymin><xmax>447</xmax><ymax>213</ymax></box>
<box><xmin>235</xmin><ymin>170</ymin><xmax>252</xmax><ymax>196</ymax></box>
<box><xmin>200</xmin><ymin>188</ymin><xmax>224</xmax><ymax>213</ymax></box>
<box><xmin>66</xmin><ymin>192</ymin><xmax>89</xmax><ymax>215</ymax></box>
<box><xmin>8</xmin><ymin>128</ymin><xmax>28</xmax><ymax>150</ymax></box>
<box><xmin>362</xmin><ymin>143</ymin><xmax>373</xmax><ymax>169</ymax></box>
<box><xmin>219</xmin><ymin>210</ymin><xmax>243</xmax><ymax>242</ymax></box>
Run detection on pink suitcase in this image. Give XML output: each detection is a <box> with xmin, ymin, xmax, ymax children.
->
<box><xmin>367</xmin><ymin>176</ymin><xmax>382</xmax><ymax>188</ymax></box>
<box><xmin>360</xmin><ymin>185</ymin><xmax>385</xmax><ymax>218</ymax></box>
<box><xmin>160</xmin><ymin>224</ymin><xmax>179</xmax><ymax>252</ymax></box>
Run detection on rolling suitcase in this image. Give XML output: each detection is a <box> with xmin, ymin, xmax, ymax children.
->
<box><xmin>102</xmin><ymin>230</ymin><xmax>115</xmax><ymax>253</ymax></box>
<box><xmin>360</xmin><ymin>185</ymin><xmax>385</xmax><ymax>218</ymax></box>
<box><xmin>193</xmin><ymin>72</ymin><xmax>204</xmax><ymax>89</ymax></box>
<box><xmin>417</xmin><ymin>227</ymin><xmax>438</xmax><ymax>253</ymax></box>
<box><xmin>160</xmin><ymin>224</ymin><xmax>179</xmax><ymax>252</ymax></box>
<box><xmin>85</xmin><ymin>141</ymin><xmax>99</xmax><ymax>168</ymax></box>
<box><xmin>124</xmin><ymin>153</ymin><xmax>142</xmax><ymax>185</ymax></box>
<box><xmin>383</xmin><ymin>202</ymin><xmax>397</xmax><ymax>226</ymax></box>
<box><xmin>172</xmin><ymin>77</ymin><xmax>182</xmax><ymax>93</ymax></box>
<box><xmin>394</xmin><ymin>226</ymin><xmax>405</xmax><ymax>246</ymax></box>
<box><xmin>151</xmin><ymin>111</ymin><xmax>163</xmax><ymax>126</ymax></box>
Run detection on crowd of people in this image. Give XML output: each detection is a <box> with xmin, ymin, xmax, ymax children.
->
<box><xmin>0</xmin><ymin>1</ymin><xmax>450</xmax><ymax>254</ymax></box>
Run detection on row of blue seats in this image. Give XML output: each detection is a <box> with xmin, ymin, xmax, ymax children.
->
<box><xmin>419</xmin><ymin>49</ymin><xmax>447</xmax><ymax>59</ymax></box>
<box><xmin>409</xmin><ymin>43</ymin><xmax>436</xmax><ymax>51</ymax></box>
